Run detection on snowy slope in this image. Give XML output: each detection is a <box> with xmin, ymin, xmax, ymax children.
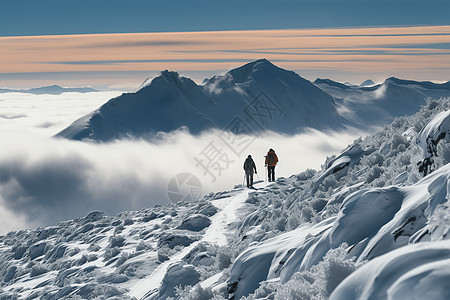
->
<box><xmin>315</xmin><ymin>77</ymin><xmax>450</xmax><ymax>130</ymax></box>
<box><xmin>330</xmin><ymin>240</ymin><xmax>450</xmax><ymax>300</ymax></box>
<box><xmin>0</xmin><ymin>182</ymin><xmax>269</xmax><ymax>299</ymax></box>
<box><xmin>56</xmin><ymin>59</ymin><xmax>347</xmax><ymax>141</ymax></box>
<box><xmin>2</xmin><ymin>98</ymin><xmax>450</xmax><ymax>299</ymax></box>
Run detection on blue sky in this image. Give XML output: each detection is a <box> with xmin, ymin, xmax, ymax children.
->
<box><xmin>1</xmin><ymin>0</ymin><xmax>449</xmax><ymax>36</ymax></box>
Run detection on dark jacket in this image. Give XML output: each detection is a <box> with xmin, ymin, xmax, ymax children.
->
<box><xmin>243</xmin><ymin>157</ymin><xmax>257</xmax><ymax>172</ymax></box>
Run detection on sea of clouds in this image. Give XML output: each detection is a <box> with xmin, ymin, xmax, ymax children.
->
<box><xmin>0</xmin><ymin>92</ymin><xmax>364</xmax><ymax>234</ymax></box>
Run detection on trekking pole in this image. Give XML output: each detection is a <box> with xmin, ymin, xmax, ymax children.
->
<box><xmin>264</xmin><ymin>165</ymin><xmax>267</xmax><ymax>183</ymax></box>
<box><xmin>242</xmin><ymin>174</ymin><xmax>246</xmax><ymax>187</ymax></box>
<box><xmin>256</xmin><ymin>172</ymin><xmax>260</xmax><ymax>182</ymax></box>
<box><xmin>263</xmin><ymin>156</ymin><xmax>267</xmax><ymax>182</ymax></box>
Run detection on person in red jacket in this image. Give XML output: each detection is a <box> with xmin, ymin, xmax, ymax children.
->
<box><xmin>265</xmin><ymin>148</ymin><xmax>278</xmax><ymax>182</ymax></box>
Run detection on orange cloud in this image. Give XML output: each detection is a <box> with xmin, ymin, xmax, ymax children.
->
<box><xmin>0</xmin><ymin>25</ymin><xmax>449</xmax><ymax>87</ymax></box>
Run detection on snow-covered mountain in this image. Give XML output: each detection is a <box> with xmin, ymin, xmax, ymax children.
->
<box><xmin>315</xmin><ymin>77</ymin><xmax>450</xmax><ymax>130</ymax></box>
<box><xmin>2</xmin><ymin>97</ymin><xmax>450</xmax><ymax>299</ymax></box>
<box><xmin>359</xmin><ymin>79</ymin><xmax>375</xmax><ymax>87</ymax></box>
<box><xmin>56</xmin><ymin>59</ymin><xmax>347</xmax><ymax>141</ymax></box>
<box><xmin>57</xmin><ymin>60</ymin><xmax>450</xmax><ymax>141</ymax></box>
<box><xmin>0</xmin><ymin>85</ymin><xmax>98</xmax><ymax>95</ymax></box>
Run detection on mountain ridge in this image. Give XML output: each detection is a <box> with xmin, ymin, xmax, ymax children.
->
<box><xmin>0</xmin><ymin>85</ymin><xmax>98</xmax><ymax>95</ymax></box>
<box><xmin>56</xmin><ymin>59</ymin><xmax>450</xmax><ymax>141</ymax></box>
<box><xmin>57</xmin><ymin>59</ymin><xmax>346</xmax><ymax>141</ymax></box>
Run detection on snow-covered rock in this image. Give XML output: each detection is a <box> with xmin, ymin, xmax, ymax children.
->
<box><xmin>177</xmin><ymin>214</ymin><xmax>211</xmax><ymax>232</ymax></box>
<box><xmin>143</xmin><ymin>262</ymin><xmax>201</xmax><ymax>300</ymax></box>
<box><xmin>330</xmin><ymin>240</ymin><xmax>450</xmax><ymax>300</ymax></box>
<box><xmin>228</xmin><ymin>219</ymin><xmax>334</xmax><ymax>299</ymax></box>
<box><xmin>417</xmin><ymin>110</ymin><xmax>450</xmax><ymax>175</ymax></box>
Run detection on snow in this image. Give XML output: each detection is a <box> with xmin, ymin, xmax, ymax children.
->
<box><xmin>202</xmin><ymin>188</ymin><xmax>259</xmax><ymax>246</ymax></box>
<box><xmin>228</xmin><ymin>218</ymin><xmax>335</xmax><ymax>299</ymax></box>
<box><xmin>143</xmin><ymin>262</ymin><xmax>201</xmax><ymax>300</ymax></box>
<box><xmin>330</xmin><ymin>240</ymin><xmax>450</xmax><ymax>300</ymax></box>
<box><xmin>314</xmin><ymin>144</ymin><xmax>373</xmax><ymax>186</ymax></box>
<box><xmin>417</xmin><ymin>110</ymin><xmax>450</xmax><ymax>159</ymax></box>
<box><xmin>128</xmin><ymin>185</ymin><xmax>260</xmax><ymax>299</ymax></box>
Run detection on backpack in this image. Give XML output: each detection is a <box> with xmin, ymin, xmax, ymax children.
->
<box><xmin>244</xmin><ymin>158</ymin><xmax>253</xmax><ymax>170</ymax></box>
<box><xmin>267</xmin><ymin>153</ymin><xmax>276</xmax><ymax>165</ymax></box>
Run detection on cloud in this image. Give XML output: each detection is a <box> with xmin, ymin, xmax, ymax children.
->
<box><xmin>0</xmin><ymin>112</ymin><xmax>27</xmax><ymax>119</ymax></box>
<box><xmin>0</xmin><ymin>129</ymin><xmax>361</xmax><ymax>234</ymax></box>
<box><xmin>374</xmin><ymin>83</ymin><xmax>387</xmax><ymax>99</ymax></box>
<box><xmin>0</xmin><ymin>136</ymin><xmax>170</xmax><ymax>230</ymax></box>
<box><xmin>80</xmin><ymin>40</ymin><xmax>206</xmax><ymax>49</ymax></box>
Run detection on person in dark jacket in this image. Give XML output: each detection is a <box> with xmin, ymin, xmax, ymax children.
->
<box><xmin>243</xmin><ymin>155</ymin><xmax>257</xmax><ymax>188</ymax></box>
<box><xmin>265</xmin><ymin>148</ymin><xmax>278</xmax><ymax>182</ymax></box>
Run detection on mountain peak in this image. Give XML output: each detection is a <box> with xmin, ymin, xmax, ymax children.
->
<box><xmin>227</xmin><ymin>59</ymin><xmax>283</xmax><ymax>83</ymax></box>
<box><xmin>139</xmin><ymin>70</ymin><xmax>184</xmax><ymax>91</ymax></box>
<box><xmin>253</xmin><ymin>58</ymin><xmax>274</xmax><ymax>66</ymax></box>
<box><xmin>360</xmin><ymin>79</ymin><xmax>375</xmax><ymax>87</ymax></box>
<box><xmin>384</xmin><ymin>77</ymin><xmax>401</xmax><ymax>84</ymax></box>
<box><xmin>160</xmin><ymin>70</ymin><xmax>182</xmax><ymax>81</ymax></box>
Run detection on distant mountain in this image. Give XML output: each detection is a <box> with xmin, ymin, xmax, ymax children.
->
<box><xmin>314</xmin><ymin>78</ymin><xmax>351</xmax><ymax>90</ymax></box>
<box><xmin>315</xmin><ymin>77</ymin><xmax>450</xmax><ymax>129</ymax></box>
<box><xmin>359</xmin><ymin>79</ymin><xmax>375</xmax><ymax>86</ymax></box>
<box><xmin>0</xmin><ymin>85</ymin><xmax>98</xmax><ymax>95</ymax></box>
<box><xmin>57</xmin><ymin>59</ymin><xmax>347</xmax><ymax>141</ymax></box>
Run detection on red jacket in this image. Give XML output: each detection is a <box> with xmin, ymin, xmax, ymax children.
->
<box><xmin>265</xmin><ymin>150</ymin><xmax>278</xmax><ymax>166</ymax></box>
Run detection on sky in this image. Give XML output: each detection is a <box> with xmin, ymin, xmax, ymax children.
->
<box><xmin>0</xmin><ymin>0</ymin><xmax>449</xmax><ymax>89</ymax></box>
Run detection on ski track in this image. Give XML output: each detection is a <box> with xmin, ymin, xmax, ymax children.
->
<box><xmin>128</xmin><ymin>182</ymin><xmax>266</xmax><ymax>299</ymax></box>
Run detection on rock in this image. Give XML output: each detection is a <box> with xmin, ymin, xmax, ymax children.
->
<box><xmin>177</xmin><ymin>214</ymin><xmax>211</xmax><ymax>232</ymax></box>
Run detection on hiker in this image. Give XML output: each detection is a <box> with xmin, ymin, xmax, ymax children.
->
<box><xmin>265</xmin><ymin>148</ymin><xmax>278</xmax><ymax>182</ymax></box>
<box><xmin>243</xmin><ymin>155</ymin><xmax>257</xmax><ymax>188</ymax></box>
